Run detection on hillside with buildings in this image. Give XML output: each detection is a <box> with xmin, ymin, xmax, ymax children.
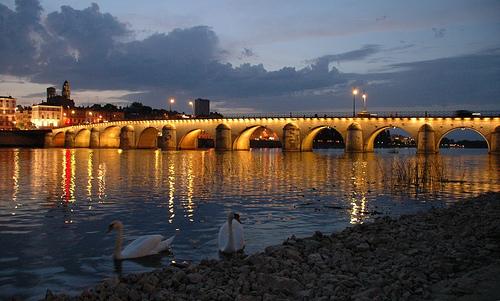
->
<box><xmin>0</xmin><ymin>81</ymin><xmax>215</xmax><ymax>130</ymax></box>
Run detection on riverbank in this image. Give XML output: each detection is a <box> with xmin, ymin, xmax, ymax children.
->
<box><xmin>44</xmin><ymin>192</ymin><xmax>500</xmax><ymax>301</ymax></box>
<box><xmin>0</xmin><ymin>130</ymin><xmax>49</xmax><ymax>147</ymax></box>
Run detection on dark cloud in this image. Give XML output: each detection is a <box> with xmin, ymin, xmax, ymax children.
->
<box><xmin>45</xmin><ymin>3</ymin><xmax>130</xmax><ymax>60</ymax></box>
<box><xmin>221</xmin><ymin>49</ymin><xmax>500</xmax><ymax>112</ymax></box>
<box><xmin>347</xmin><ymin>49</ymin><xmax>500</xmax><ymax>108</ymax></box>
<box><xmin>0</xmin><ymin>0</ymin><xmax>45</xmax><ymax>75</ymax></box>
<box><xmin>0</xmin><ymin>1</ymin><xmax>498</xmax><ymax>112</ymax></box>
<box><xmin>238</xmin><ymin>48</ymin><xmax>256</xmax><ymax>59</ymax></box>
<box><xmin>0</xmin><ymin>1</ymin><xmax>347</xmax><ymax>107</ymax></box>
<box><xmin>45</xmin><ymin>25</ymin><xmax>223</xmax><ymax>90</ymax></box>
<box><xmin>200</xmin><ymin>62</ymin><xmax>344</xmax><ymax>98</ymax></box>
<box><xmin>312</xmin><ymin>45</ymin><xmax>381</xmax><ymax>67</ymax></box>
<box><xmin>365</xmin><ymin>44</ymin><xmax>415</xmax><ymax>65</ymax></box>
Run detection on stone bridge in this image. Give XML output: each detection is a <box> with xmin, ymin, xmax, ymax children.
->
<box><xmin>46</xmin><ymin>116</ymin><xmax>500</xmax><ymax>154</ymax></box>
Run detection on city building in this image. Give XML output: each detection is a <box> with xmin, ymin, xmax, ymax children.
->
<box><xmin>0</xmin><ymin>96</ymin><xmax>17</xmax><ymax>130</ymax></box>
<box><xmin>34</xmin><ymin>80</ymin><xmax>125</xmax><ymax>126</ymax></box>
<box><xmin>31</xmin><ymin>104</ymin><xmax>63</xmax><ymax>128</ymax></box>
<box><xmin>194</xmin><ymin>98</ymin><xmax>210</xmax><ymax>117</ymax></box>
<box><xmin>99</xmin><ymin>110</ymin><xmax>125</xmax><ymax>122</ymax></box>
<box><xmin>63</xmin><ymin>107</ymin><xmax>125</xmax><ymax>126</ymax></box>
<box><xmin>15</xmin><ymin>106</ymin><xmax>34</xmax><ymax>130</ymax></box>
<box><xmin>64</xmin><ymin>109</ymin><xmax>86</xmax><ymax>126</ymax></box>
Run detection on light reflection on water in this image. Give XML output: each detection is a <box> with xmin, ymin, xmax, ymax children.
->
<box><xmin>0</xmin><ymin>148</ymin><xmax>498</xmax><ymax>299</ymax></box>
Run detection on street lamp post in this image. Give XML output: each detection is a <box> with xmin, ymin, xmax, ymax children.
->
<box><xmin>169</xmin><ymin>98</ymin><xmax>175</xmax><ymax>112</ymax></box>
<box><xmin>188</xmin><ymin>101</ymin><xmax>194</xmax><ymax>117</ymax></box>
<box><xmin>352</xmin><ymin>88</ymin><xmax>358</xmax><ymax>117</ymax></box>
<box><xmin>362</xmin><ymin>93</ymin><xmax>367</xmax><ymax>112</ymax></box>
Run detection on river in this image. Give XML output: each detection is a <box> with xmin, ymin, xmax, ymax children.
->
<box><xmin>0</xmin><ymin>148</ymin><xmax>498</xmax><ymax>299</ymax></box>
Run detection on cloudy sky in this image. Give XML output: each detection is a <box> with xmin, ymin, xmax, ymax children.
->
<box><xmin>0</xmin><ymin>0</ymin><xmax>499</xmax><ymax>113</ymax></box>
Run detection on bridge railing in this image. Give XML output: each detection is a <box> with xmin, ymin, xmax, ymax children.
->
<box><xmin>54</xmin><ymin>110</ymin><xmax>500</xmax><ymax>129</ymax></box>
<box><xmin>221</xmin><ymin>111</ymin><xmax>500</xmax><ymax>118</ymax></box>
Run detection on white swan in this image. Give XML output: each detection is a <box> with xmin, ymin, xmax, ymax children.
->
<box><xmin>218</xmin><ymin>212</ymin><xmax>245</xmax><ymax>254</ymax></box>
<box><xmin>107</xmin><ymin>220</ymin><xmax>175</xmax><ymax>260</ymax></box>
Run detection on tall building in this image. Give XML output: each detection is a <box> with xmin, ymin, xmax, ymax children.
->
<box><xmin>194</xmin><ymin>98</ymin><xmax>210</xmax><ymax>117</ymax></box>
<box><xmin>47</xmin><ymin>87</ymin><xmax>56</xmax><ymax>99</ymax></box>
<box><xmin>62</xmin><ymin>80</ymin><xmax>71</xmax><ymax>100</ymax></box>
<box><xmin>44</xmin><ymin>80</ymin><xmax>75</xmax><ymax>108</ymax></box>
<box><xmin>0</xmin><ymin>96</ymin><xmax>16</xmax><ymax>130</ymax></box>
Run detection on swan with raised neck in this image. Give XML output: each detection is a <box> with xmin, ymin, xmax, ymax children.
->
<box><xmin>107</xmin><ymin>220</ymin><xmax>124</xmax><ymax>260</ymax></box>
<box><xmin>219</xmin><ymin>212</ymin><xmax>244</xmax><ymax>254</ymax></box>
<box><xmin>107</xmin><ymin>220</ymin><xmax>174</xmax><ymax>260</ymax></box>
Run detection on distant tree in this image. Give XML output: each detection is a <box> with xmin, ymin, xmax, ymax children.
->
<box><xmin>456</xmin><ymin>140</ymin><xmax>488</xmax><ymax>148</ymax></box>
<box><xmin>103</xmin><ymin>103</ymin><xmax>119</xmax><ymax>111</ymax></box>
<box><xmin>209</xmin><ymin>111</ymin><xmax>223</xmax><ymax>118</ymax></box>
<box><xmin>440</xmin><ymin>137</ymin><xmax>453</xmax><ymax>146</ymax></box>
<box><xmin>124</xmin><ymin>101</ymin><xmax>153</xmax><ymax>119</ymax></box>
<box><xmin>375</xmin><ymin>130</ymin><xmax>391</xmax><ymax>147</ymax></box>
<box><xmin>129</xmin><ymin>102</ymin><xmax>143</xmax><ymax>109</ymax></box>
<box><xmin>90</xmin><ymin>104</ymin><xmax>103</xmax><ymax>110</ymax></box>
<box><xmin>152</xmin><ymin>108</ymin><xmax>168</xmax><ymax>119</ymax></box>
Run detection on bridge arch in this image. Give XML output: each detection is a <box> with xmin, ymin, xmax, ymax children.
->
<box><xmin>100</xmin><ymin>126</ymin><xmax>122</xmax><ymax>148</ymax></box>
<box><xmin>233</xmin><ymin>126</ymin><xmax>260</xmax><ymax>150</ymax></box>
<box><xmin>74</xmin><ymin>129</ymin><xmax>91</xmax><ymax>148</ymax></box>
<box><xmin>301</xmin><ymin>126</ymin><xmax>345</xmax><ymax>152</ymax></box>
<box><xmin>53</xmin><ymin>132</ymin><xmax>65</xmax><ymax>147</ymax></box>
<box><xmin>233</xmin><ymin>125</ymin><xmax>280</xmax><ymax>150</ymax></box>
<box><xmin>137</xmin><ymin>127</ymin><xmax>159</xmax><ymax>149</ymax></box>
<box><xmin>365</xmin><ymin>126</ymin><xmax>416</xmax><ymax>152</ymax></box>
<box><xmin>437</xmin><ymin>127</ymin><xmax>490</xmax><ymax>152</ymax></box>
<box><xmin>178</xmin><ymin>129</ymin><xmax>214</xmax><ymax>150</ymax></box>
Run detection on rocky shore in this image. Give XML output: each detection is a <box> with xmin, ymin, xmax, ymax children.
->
<box><xmin>45</xmin><ymin>192</ymin><xmax>500</xmax><ymax>301</ymax></box>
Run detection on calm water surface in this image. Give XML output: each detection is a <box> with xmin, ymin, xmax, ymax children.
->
<box><xmin>0</xmin><ymin>148</ymin><xmax>498</xmax><ymax>299</ymax></box>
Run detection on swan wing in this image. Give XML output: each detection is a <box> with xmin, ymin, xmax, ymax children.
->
<box><xmin>152</xmin><ymin>235</ymin><xmax>175</xmax><ymax>254</ymax></box>
<box><xmin>121</xmin><ymin>234</ymin><xmax>164</xmax><ymax>259</ymax></box>
<box><xmin>218</xmin><ymin>222</ymin><xmax>229</xmax><ymax>252</ymax></box>
<box><xmin>232</xmin><ymin>221</ymin><xmax>245</xmax><ymax>251</ymax></box>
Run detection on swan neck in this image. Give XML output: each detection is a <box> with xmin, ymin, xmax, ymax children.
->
<box><xmin>113</xmin><ymin>228</ymin><xmax>123</xmax><ymax>259</ymax></box>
